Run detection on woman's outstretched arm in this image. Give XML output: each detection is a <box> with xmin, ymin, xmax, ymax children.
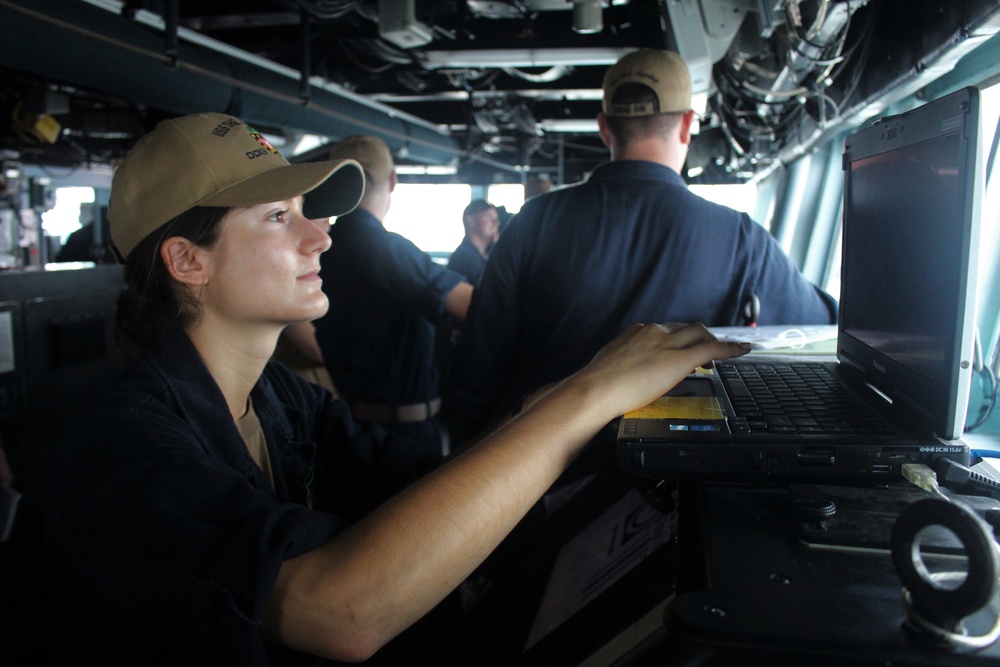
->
<box><xmin>263</xmin><ymin>323</ymin><xmax>749</xmax><ymax>662</ymax></box>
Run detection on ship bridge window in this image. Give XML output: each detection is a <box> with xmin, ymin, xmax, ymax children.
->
<box><xmin>382</xmin><ymin>183</ymin><xmax>472</xmax><ymax>255</ymax></box>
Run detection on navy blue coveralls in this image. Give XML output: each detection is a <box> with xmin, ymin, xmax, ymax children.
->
<box><xmin>44</xmin><ymin>328</ymin><xmax>435</xmax><ymax>666</ymax></box>
<box><xmin>312</xmin><ymin>208</ymin><xmax>465</xmax><ymax>456</ymax></box>
<box><xmin>447</xmin><ymin>236</ymin><xmax>488</xmax><ymax>286</ymax></box>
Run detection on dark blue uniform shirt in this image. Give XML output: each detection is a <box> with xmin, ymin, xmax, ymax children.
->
<box><xmin>313</xmin><ymin>209</ymin><xmax>463</xmax><ymax>433</ymax></box>
<box><xmin>44</xmin><ymin>328</ymin><xmax>435</xmax><ymax>666</ymax></box>
<box><xmin>447</xmin><ymin>237</ymin><xmax>488</xmax><ymax>285</ymax></box>
<box><xmin>450</xmin><ymin>160</ymin><xmax>838</xmax><ymax>441</ymax></box>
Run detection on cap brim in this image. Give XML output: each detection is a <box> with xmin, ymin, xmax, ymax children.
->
<box><xmin>302</xmin><ymin>160</ymin><xmax>366</xmax><ymax>219</ymax></box>
<box><xmin>200</xmin><ymin>158</ymin><xmax>365</xmax><ymax>218</ymax></box>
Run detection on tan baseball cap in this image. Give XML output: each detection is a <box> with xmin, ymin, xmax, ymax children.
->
<box><xmin>602</xmin><ymin>49</ymin><xmax>692</xmax><ymax>117</ymax></box>
<box><xmin>326</xmin><ymin>135</ymin><xmax>395</xmax><ymax>185</ymax></box>
<box><xmin>108</xmin><ymin>113</ymin><xmax>365</xmax><ymax>259</ymax></box>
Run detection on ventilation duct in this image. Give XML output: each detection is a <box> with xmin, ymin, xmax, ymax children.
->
<box><xmin>0</xmin><ymin>0</ymin><xmax>461</xmax><ymax>165</ymax></box>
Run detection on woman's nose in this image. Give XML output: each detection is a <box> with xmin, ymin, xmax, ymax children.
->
<box><xmin>299</xmin><ymin>214</ymin><xmax>333</xmax><ymax>253</ymax></box>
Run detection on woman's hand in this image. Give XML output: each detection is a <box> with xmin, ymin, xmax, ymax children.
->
<box><xmin>578</xmin><ymin>322</ymin><xmax>750</xmax><ymax>419</ymax></box>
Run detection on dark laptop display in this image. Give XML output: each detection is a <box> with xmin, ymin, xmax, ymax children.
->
<box><xmin>617</xmin><ymin>86</ymin><xmax>983</xmax><ymax>482</ymax></box>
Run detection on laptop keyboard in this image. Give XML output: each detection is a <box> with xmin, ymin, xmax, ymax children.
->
<box><xmin>716</xmin><ymin>363</ymin><xmax>895</xmax><ymax>437</ymax></box>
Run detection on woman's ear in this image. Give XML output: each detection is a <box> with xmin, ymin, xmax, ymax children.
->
<box><xmin>160</xmin><ymin>236</ymin><xmax>210</xmax><ymax>287</ymax></box>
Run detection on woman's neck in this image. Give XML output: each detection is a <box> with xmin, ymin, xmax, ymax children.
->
<box><xmin>185</xmin><ymin>318</ymin><xmax>281</xmax><ymax>420</ymax></box>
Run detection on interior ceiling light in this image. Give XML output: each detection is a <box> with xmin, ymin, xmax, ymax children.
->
<box><xmin>537</xmin><ymin>118</ymin><xmax>600</xmax><ymax>132</ymax></box>
<box><xmin>422</xmin><ymin>48</ymin><xmax>632</xmax><ymax>69</ymax></box>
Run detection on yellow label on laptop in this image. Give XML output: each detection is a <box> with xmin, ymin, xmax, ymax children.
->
<box><xmin>624</xmin><ymin>396</ymin><xmax>725</xmax><ymax>420</ymax></box>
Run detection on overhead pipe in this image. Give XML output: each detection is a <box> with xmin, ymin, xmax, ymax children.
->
<box><xmin>299</xmin><ymin>7</ymin><xmax>311</xmax><ymax>106</ymax></box>
<box><xmin>162</xmin><ymin>0</ymin><xmax>178</xmax><ymax>70</ymax></box>
<box><xmin>0</xmin><ymin>0</ymin><xmax>462</xmax><ymax>165</ymax></box>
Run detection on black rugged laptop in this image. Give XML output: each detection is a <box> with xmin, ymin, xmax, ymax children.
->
<box><xmin>617</xmin><ymin>86</ymin><xmax>983</xmax><ymax>483</ymax></box>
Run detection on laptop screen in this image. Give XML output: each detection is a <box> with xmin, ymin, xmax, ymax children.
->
<box><xmin>839</xmin><ymin>87</ymin><xmax>982</xmax><ymax>440</ymax></box>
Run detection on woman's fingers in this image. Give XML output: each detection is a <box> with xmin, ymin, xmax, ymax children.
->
<box><xmin>676</xmin><ymin>337</ymin><xmax>751</xmax><ymax>369</ymax></box>
<box><xmin>584</xmin><ymin>322</ymin><xmax>751</xmax><ymax>417</ymax></box>
<box><xmin>594</xmin><ymin>322</ymin><xmax>746</xmax><ymax>367</ymax></box>
<box><xmin>640</xmin><ymin>322</ymin><xmax>717</xmax><ymax>349</ymax></box>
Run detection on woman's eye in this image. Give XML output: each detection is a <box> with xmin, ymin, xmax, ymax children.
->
<box><xmin>268</xmin><ymin>210</ymin><xmax>289</xmax><ymax>223</ymax></box>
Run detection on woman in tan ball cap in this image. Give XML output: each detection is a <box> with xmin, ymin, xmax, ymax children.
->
<box><xmin>43</xmin><ymin>112</ymin><xmax>749</xmax><ymax>666</ymax></box>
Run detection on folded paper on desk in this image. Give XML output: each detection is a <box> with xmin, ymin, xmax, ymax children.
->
<box><xmin>711</xmin><ymin>325</ymin><xmax>837</xmax><ymax>351</ymax></box>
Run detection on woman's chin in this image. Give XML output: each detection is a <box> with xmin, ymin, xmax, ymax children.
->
<box><xmin>301</xmin><ymin>298</ymin><xmax>330</xmax><ymax>321</ymax></box>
